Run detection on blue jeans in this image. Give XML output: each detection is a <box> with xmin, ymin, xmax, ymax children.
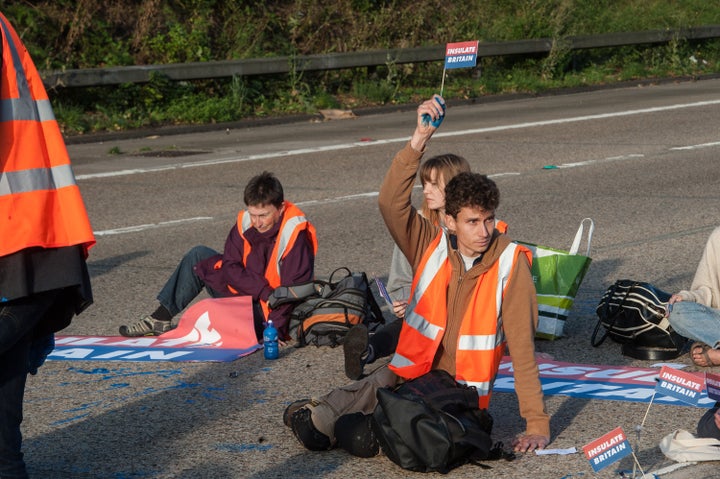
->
<box><xmin>0</xmin><ymin>289</ymin><xmax>62</xmax><ymax>479</ymax></box>
<box><xmin>668</xmin><ymin>301</ymin><xmax>720</xmax><ymax>348</ymax></box>
<box><xmin>156</xmin><ymin>245</ymin><xmax>222</xmax><ymax>317</ymax></box>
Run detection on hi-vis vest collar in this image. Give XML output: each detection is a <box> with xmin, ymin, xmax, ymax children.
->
<box><xmin>1</xmin><ymin>13</ymin><xmax>95</xmax><ymax>257</ymax></box>
<box><xmin>225</xmin><ymin>201</ymin><xmax>317</xmax><ymax>318</ymax></box>
<box><xmin>390</xmin><ymin>230</ymin><xmax>530</xmax><ymax>407</ymax></box>
<box><xmin>238</xmin><ymin>201</ymin><xmax>317</xmax><ymax>288</ymax></box>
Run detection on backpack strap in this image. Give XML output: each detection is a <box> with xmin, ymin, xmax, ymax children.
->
<box><xmin>591</xmin><ymin>280</ymin><xmax>636</xmax><ymax>347</ymax></box>
<box><xmin>267</xmin><ymin>281</ymin><xmax>325</xmax><ymax>309</ymax></box>
<box><xmin>328</xmin><ymin>266</ymin><xmax>352</xmax><ymax>283</ymax></box>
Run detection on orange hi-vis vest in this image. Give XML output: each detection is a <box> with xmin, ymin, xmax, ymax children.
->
<box><xmin>0</xmin><ymin>13</ymin><xmax>95</xmax><ymax>257</ymax></box>
<box><xmin>224</xmin><ymin>201</ymin><xmax>317</xmax><ymax>318</ymax></box>
<box><xmin>389</xmin><ymin>231</ymin><xmax>531</xmax><ymax>408</ymax></box>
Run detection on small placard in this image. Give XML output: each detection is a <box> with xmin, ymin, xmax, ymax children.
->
<box><xmin>706</xmin><ymin>372</ymin><xmax>720</xmax><ymax>402</ymax></box>
<box><xmin>582</xmin><ymin>427</ymin><xmax>632</xmax><ymax>472</ymax></box>
<box><xmin>656</xmin><ymin>365</ymin><xmax>704</xmax><ymax>406</ymax></box>
<box><xmin>444</xmin><ymin>41</ymin><xmax>479</xmax><ymax>70</ymax></box>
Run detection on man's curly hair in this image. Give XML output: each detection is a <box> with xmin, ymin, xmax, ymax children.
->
<box><xmin>444</xmin><ymin>172</ymin><xmax>500</xmax><ymax>218</ymax></box>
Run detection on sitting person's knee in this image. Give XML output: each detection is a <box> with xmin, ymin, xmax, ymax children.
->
<box><xmin>697</xmin><ymin>406</ymin><xmax>720</xmax><ymax>440</ymax></box>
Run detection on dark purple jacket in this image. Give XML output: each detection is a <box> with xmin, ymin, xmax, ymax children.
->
<box><xmin>193</xmin><ymin>212</ymin><xmax>315</xmax><ymax>339</ymax></box>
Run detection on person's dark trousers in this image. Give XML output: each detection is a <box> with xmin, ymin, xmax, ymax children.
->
<box><xmin>0</xmin><ymin>289</ymin><xmax>62</xmax><ymax>479</ymax></box>
<box><xmin>156</xmin><ymin>245</ymin><xmax>222</xmax><ymax>317</ymax></box>
<box><xmin>697</xmin><ymin>403</ymin><xmax>720</xmax><ymax>440</ymax></box>
<box><xmin>367</xmin><ymin>318</ymin><xmax>402</xmax><ymax>362</ymax></box>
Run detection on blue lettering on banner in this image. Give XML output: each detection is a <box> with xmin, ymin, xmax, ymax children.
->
<box><xmin>493</xmin><ymin>375</ymin><xmax>714</xmax><ymax>407</ymax></box>
<box><xmin>48</xmin><ymin>344</ymin><xmax>261</xmax><ymax>362</ymax></box>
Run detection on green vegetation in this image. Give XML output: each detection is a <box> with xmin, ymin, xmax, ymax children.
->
<box><xmin>4</xmin><ymin>1</ymin><xmax>720</xmax><ymax>135</ymax></box>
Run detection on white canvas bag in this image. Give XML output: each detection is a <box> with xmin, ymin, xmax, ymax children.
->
<box><xmin>659</xmin><ymin>429</ymin><xmax>720</xmax><ymax>462</ymax></box>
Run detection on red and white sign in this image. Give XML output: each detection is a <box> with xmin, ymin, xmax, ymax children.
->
<box><xmin>444</xmin><ymin>40</ymin><xmax>479</xmax><ymax>69</ymax></box>
<box><xmin>52</xmin><ymin>296</ymin><xmax>261</xmax><ymax>362</ymax></box>
<box><xmin>656</xmin><ymin>365</ymin><xmax>705</xmax><ymax>406</ymax></box>
<box><xmin>582</xmin><ymin>427</ymin><xmax>632</xmax><ymax>472</ymax></box>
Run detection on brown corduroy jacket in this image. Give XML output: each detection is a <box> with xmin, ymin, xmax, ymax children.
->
<box><xmin>378</xmin><ymin>141</ymin><xmax>550</xmax><ymax>439</ymax></box>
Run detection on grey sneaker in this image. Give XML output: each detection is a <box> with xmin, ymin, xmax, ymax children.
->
<box><xmin>119</xmin><ymin>315</ymin><xmax>171</xmax><ymax>337</ymax></box>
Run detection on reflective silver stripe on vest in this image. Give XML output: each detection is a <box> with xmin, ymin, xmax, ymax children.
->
<box><xmin>1</xmin><ymin>97</ymin><xmax>55</xmax><ymax>122</ymax></box>
<box><xmin>493</xmin><ymin>242</ymin><xmax>518</xmax><ymax>344</ymax></box>
<box><xmin>0</xmin><ymin>18</ymin><xmax>56</xmax><ymax>123</ymax></box>
<box><xmin>457</xmin><ymin>242</ymin><xmax>517</xmax><ymax>352</ymax></box>
<box><xmin>240</xmin><ymin>211</ymin><xmax>253</xmax><ymax>232</ymax></box>
<box><xmin>402</xmin><ymin>232</ymin><xmax>448</xmax><ymax>341</ymax></box>
<box><xmin>239</xmin><ymin>209</ymin><xmax>307</xmax><ymax>276</ymax></box>
<box><xmin>275</xmin><ymin>215</ymin><xmax>306</xmax><ymax>259</ymax></box>
<box><xmin>389</xmin><ymin>352</ymin><xmax>414</xmax><ymax>369</ymax></box>
<box><xmin>269</xmin><ymin>214</ymin><xmax>307</xmax><ymax>276</ymax></box>
<box><xmin>0</xmin><ymin>164</ymin><xmax>77</xmax><ymax>196</ymax></box>
<box><xmin>458</xmin><ymin>334</ymin><xmax>497</xmax><ymax>351</ymax></box>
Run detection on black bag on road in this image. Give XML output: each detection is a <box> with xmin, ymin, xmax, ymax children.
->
<box><xmin>371</xmin><ymin>370</ymin><xmax>511</xmax><ymax>473</ymax></box>
<box><xmin>592</xmin><ymin>279</ymin><xmax>687</xmax><ymax>360</ymax></box>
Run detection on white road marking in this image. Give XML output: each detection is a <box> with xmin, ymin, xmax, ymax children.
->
<box><xmin>88</xmin><ymin>99</ymin><xmax>720</xmax><ymax>236</ymax></box>
<box><xmin>558</xmin><ymin>154</ymin><xmax>645</xmax><ymax>168</ymax></box>
<box><xmin>94</xmin><ymin>217</ymin><xmax>214</xmax><ymax>236</ymax></box>
<box><xmin>669</xmin><ymin>141</ymin><xmax>720</xmax><ymax>151</ymax></box>
<box><xmin>76</xmin><ymin>99</ymin><xmax>720</xmax><ymax>181</ymax></box>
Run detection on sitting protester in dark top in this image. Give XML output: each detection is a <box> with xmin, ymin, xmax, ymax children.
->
<box><xmin>119</xmin><ymin>171</ymin><xmax>317</xmax><ymax>341</ymax></box>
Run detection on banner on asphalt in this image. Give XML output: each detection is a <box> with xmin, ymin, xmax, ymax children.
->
<box><xmin>495</xmin><ymin>358</ymin><xmax>714</xmax><ymax>407</ymax></box>
<box><xmin>51</xmin><ymin>296</ymin><xmax>261</xmax><ymax>362</ymax></box>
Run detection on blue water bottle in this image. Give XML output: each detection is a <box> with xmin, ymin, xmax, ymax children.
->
<box><xmin>421</xmin><ymin>96</ymin><xmax>446</xmax><ymax>128</ymax></box>
<box><xmin>263</xmin><ymin>320</ymin><xmax>279</xmax><ymax>360</ymax></box>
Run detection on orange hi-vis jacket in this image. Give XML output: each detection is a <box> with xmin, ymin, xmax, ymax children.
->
<box><xmin>224</xmin><ymin>201</ymin><xmax>317</xmax><ymax>318</ymax></box>
<box><xmin>389</xmin><ymin>231</ymin><xmax>532</xmax><ymax>408</ymax></box>
<box><xmin>0</xmin><ymin>13</ymin><xmax>95</xmax><ymax>257</ymax></box>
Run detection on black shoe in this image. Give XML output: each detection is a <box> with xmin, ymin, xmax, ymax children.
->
<box><xmin>283</xmin><ymin>398</ymin><xmax>312</xmax><ymax>427</ymax></box>
<box><xmin>290</xmin><ymin>407</ymin><xmax>332</xmax><ymax>451</ymax></box>
<box><xmin>334</xmin><ymin>412</ymin><xmax>379</xmax><ymax>458</ymax></box>
<box><xmin>343</xmin><ymin>324</ymin><xmax>368</xmax><ymax>380</ymax></box>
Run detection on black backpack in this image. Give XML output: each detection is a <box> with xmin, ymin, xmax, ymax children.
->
<box><xmin>591</xmin><ymin>279</ymin><xmax>688</xmax><ymax>360</ymax></box>
<box><xmin>267</xmin><ymin>267</ymin><xmax>385</xmax><ymax>347</ymax></box>
<box><xmin>371</xmin><ymin>370</ymin><xmax>512</xmax><ymax>473</ymax></box>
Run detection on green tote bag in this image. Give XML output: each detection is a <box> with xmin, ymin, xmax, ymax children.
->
<box><xmin>518</xmin><ymin>218</ymin><xmax>594</xmax><ymax>340</ymax></box>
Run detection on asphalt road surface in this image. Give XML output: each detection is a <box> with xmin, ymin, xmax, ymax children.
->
<box><xmin>21</xmin><ymin>78</ymin><xmax>720</xmax><ymax>478</ymax></box>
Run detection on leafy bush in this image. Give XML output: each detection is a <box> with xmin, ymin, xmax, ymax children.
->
<box><xmin>3</xmin><ymin>1</ymin><xmax>720</xmax><ymax>134</ymax></box>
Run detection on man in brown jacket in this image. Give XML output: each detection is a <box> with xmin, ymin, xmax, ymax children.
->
<box><xmin>285</xmin><ymin>95</ymin><xmax>550</xmax><ymax>456</ymax></box>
